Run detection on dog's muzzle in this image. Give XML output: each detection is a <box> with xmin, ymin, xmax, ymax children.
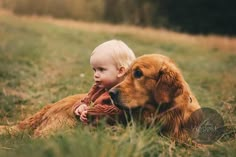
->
<box><xmin>109</xmin><ymin>88</ymin><xmax>128</xmax><ymax>110</ymax></box>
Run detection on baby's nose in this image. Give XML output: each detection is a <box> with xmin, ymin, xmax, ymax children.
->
<box><xmin>94</xmin><ymin>72</ymin><xmax>100</xmax><ymax>78</ymax></box>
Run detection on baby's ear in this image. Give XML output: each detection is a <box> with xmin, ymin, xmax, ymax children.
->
<box><xmin>117</xmin><ymin>66</ymin><xmax>126</xmax><ymax>78</ymax></box>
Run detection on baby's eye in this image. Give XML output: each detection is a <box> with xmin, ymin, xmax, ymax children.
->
<box><xmin>98</xmin><ymin>67</ymin><xmax>106</xmax><ymax>72</ymax></box>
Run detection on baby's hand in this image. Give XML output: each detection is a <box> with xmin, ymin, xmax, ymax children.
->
<box><xmin>74</xmin><ymin>104</ymin><xmax>88</xmax><ymax>116</ymax></box>
<box><xmin>80</xmin><ymin>111</ymin><xmax>88</xmax><ymax>123</ymax></box>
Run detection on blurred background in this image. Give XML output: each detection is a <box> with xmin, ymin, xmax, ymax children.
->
<box><xmin>0</xmin><ymin>1</ymin><xmax>236</xmax><ymax>156</ymax></box>
<box><xmin>1</xmin><ymin>0</ymin><xmax>236</xmax><ymax>36</ymax></box>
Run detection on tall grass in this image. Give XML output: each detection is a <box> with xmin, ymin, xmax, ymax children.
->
<box><xmin>0</xmin><ymin>10</ymin><xmax>236</xmax><ymax>157</ymax></box>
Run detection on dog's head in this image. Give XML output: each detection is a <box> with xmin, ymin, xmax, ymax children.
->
<box><xmin>109</xmin><ymin>54</ymin><xmax>184</xmax><ymax>110</ymax></box>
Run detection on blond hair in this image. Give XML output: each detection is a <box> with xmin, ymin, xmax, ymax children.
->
<box><xmin>91</xmin><ymin>39</ymin><xmax>136</xmax><ymax>70</ymax></box>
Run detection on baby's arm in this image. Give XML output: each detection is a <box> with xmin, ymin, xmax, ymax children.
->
<box><xmin>73</xmin><ymin>84</ymin><xmax>101</xmax><ymax>116</ymax></box>
<box><xmin>87</xmin><ymin>104</ymin><xmax>122</xmax><ymax>116</ymax></box>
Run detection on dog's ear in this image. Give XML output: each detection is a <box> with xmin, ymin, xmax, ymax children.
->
<box><xmin>154</xmin><ymin>62</ymin><xmax>183</xmax><ymax>104</ymax></box>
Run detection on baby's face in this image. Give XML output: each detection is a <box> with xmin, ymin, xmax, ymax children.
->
<box><xmin>90</xmin><ymin>53</ymin><xmax>120</xmax><ymax>90</ymax></box>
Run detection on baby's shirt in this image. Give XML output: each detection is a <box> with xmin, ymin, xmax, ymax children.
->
<box><xmin>73</xmin><ymin>84</ymin><xmax>123</xmax><ymax>124</ymax></box>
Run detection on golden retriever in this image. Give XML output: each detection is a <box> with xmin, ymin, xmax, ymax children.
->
<box><xmin>0</xmin><ymin>54</ymin><xmax>201</xmax><ymax>141</ymax></box>
<box><xmin>109</xmin><ymin>54</ymin><xmax>201</xmax><ymax>140</ymax></box>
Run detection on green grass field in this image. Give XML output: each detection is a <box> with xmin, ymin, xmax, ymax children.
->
<box><xmin>0</xmin><ymin>10</ymin><xmax>236</xmax><ymax>157</ymax></box>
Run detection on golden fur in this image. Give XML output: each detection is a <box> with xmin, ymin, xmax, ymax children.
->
<box><xmin>0</xmin><ymin>54</ymin><xmax>201</xmax><ymax>140</ymax></box>
<box><xmin>0</xmin><ymin>94</ymin><xmax>86</xmax><ymax>137</ymax></box>
<box><xmin>109</xmin><ymin>54</ymin><xmax>201</xmax><ymax>140</ymax></box>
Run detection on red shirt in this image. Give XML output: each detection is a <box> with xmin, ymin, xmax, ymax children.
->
<box><xmin>73</xmin><ymin>84</ymin><xmax>124</xmax><ymax>125</ymax></box>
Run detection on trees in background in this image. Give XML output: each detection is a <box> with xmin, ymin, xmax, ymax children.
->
<box><xmin>1</xmin><ymin>0</ymin><xmax>236</xmax><ymax>35</ymax></box>
<box><xmin>156</xmin><ymin>0</ymin><xmax>236</xmax><ymax>35</ymax></box>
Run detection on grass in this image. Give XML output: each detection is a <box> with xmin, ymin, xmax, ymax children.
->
<box><xmin>0</xmin><ymin>9</ymin><xmax>236</xmax><ymax>157</ymax></box>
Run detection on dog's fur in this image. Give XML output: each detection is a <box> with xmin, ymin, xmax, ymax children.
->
<box><xmin>0</xmin><ymin>54</ymin><xmax>201</xmax><ymax>140</ymax></box>
<box><xmin>109</xmin><ymin>54</ymin><xmax>201</xmax><ymax>140</ymax></box>
<box><xmin>0</xmin><ymin>94</ymin><xmax>86</xmax><ymax>137</ymax></box>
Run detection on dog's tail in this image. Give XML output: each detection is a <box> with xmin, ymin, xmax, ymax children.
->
<box><xmin>0</xmin><ymin>125</ymin><xmax>20</xmax><ymax>135</ymax></box>
<box><xmin>0</xmin><ymin>104</ymin><xmax>53</xmax><ymax>136</ymax></box>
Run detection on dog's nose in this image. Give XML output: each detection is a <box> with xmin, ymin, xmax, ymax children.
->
<box><xmin>109</xmin><ymin>88</ymin><xmax>127</xmax><ymax>110</ymax></box>
<box><xmin>109</xmin><ymin>88</ymin><xmax>119</xmax><ymax>100</ymax></box>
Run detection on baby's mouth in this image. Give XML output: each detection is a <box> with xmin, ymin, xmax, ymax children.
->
<box><xmin>95</xmin><ymin>81</ymin><xmax>103</xmax><ymax>87</ymax></box>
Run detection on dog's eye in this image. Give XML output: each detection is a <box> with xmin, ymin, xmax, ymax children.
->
<box><xmin>133</xmin><ymin>69</ymin><xmax>143</xmax><ymax>78</ymax></box>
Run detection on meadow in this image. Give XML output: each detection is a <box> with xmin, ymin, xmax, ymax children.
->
<box><xmin>0</xmin><ymin>10</ymin><xmax>236</xmax><ymax>157</ymax></box>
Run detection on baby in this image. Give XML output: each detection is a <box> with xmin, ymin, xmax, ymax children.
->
<box><xmin>73</xmin><ymin>39</ymin><xmax>136</xmax><ymax>124</ymax></box>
